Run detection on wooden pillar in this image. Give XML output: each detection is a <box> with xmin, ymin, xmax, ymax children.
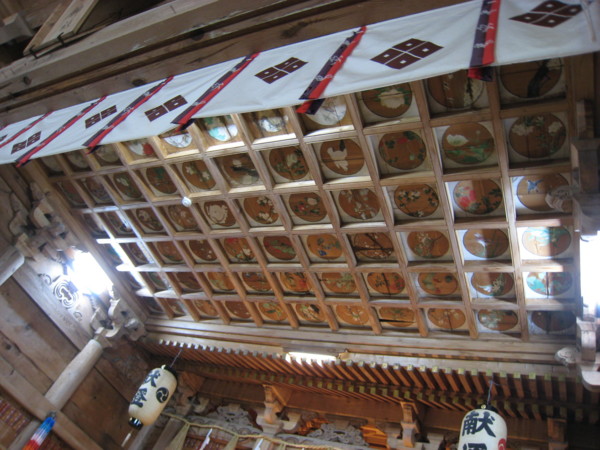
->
<box><xmin>9</xmin><ymin>337</ymin><xmax>105</xmax><ymax>447</ymax></box>
<box><xmin>150</xmin><ymin>390</ymin><xmax>199</xmax><ymax>450</ymax></box>
<box><xmin>0</xmin><ymin>242</ymin><xmax>102</xmax><ymax>449</ymax></box>
<box><xmin>0</xmin><ymin>354</ymin><xmax>101</xmax><ymax>450</ymax></box>
<box><xmin>45</xmin><ymin>338</ymin><xmax>104</xmax><ymax>408</ymax></box>
<box><xmin>0</xmin><ymin>246</ymin><xmax>24</xmax><ymax>286</ymax></box>
<box><xmin>151</xmin><ymin>418</ymin><xmax>183</xmax><ymax>450</ymax></box>
<box><xmin>128</xmin><ymin>422</ymin><xmax>156</xmax><ymax>450</ymax></box>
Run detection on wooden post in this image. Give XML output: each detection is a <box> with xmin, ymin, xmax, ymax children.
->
<box><xmin>150</xmin><ymin>389</ymin><xmax>198</xmax><ymax>450</ymax></box>
<box><xmin>0</xmin><ymin>245</ymin><xmax>24</xmax><ymax>286</ymax></box>
<box><xmin>256</xmin><ymin>385</ymin><xmax>287</xmax><ymax>436</ymax></box>
<box><xmin>151</xmin><ymin>418</ymin><xmax>184</xmax><ymax>450</ymax></box>
<box><xmin>0</xmin><ymin>242</ymin><xmax>103</xmax><ymax>449</ymax></box>
<box><xmin>45</xmin><ymin>338</ymin><xmax>104</xmax><ymax>409</ymax></box>
<box><xmin>10</xmin><ymin>338</ymin><xmax>105</xmax><ymax>447</ymax></box>
<box><xmin>128</xmin><ymin>423</ymin><xmax>156</xmax><ymax>450</ymax></box>
<box><xmin>0</xmin><ymin>355</ymin><xmax>101</xmax><ymax>450</ymax></box>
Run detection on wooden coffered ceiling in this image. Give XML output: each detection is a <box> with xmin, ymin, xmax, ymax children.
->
<box><xmin>23</xmin><ymin>54</ymin><xmax>594</xmax><ymax>364</ymax></box>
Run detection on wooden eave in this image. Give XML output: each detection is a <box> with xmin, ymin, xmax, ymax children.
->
<box><xmin>140</xmin><ymin>339</ymin><xmax>600</xmax><ymax>425</ymax></box>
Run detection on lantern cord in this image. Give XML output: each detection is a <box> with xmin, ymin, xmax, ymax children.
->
<box><xmin>486</xmin><ymin>379</ymin><xmax>498</xmax><ymax>407</ymax></box>
<box><xmin>170</xmin><ymin>347</ymin><xmax>184</xmax><ymax>367</ymax></box>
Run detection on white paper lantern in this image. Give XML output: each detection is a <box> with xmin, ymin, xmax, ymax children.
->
<box><xmin>458</xmin><ymin>406</ymin><xmax>507</xmax><ymax>450</ymax></box>
<box><xmin>128</xmin><ymin>365</ymin><xmax>177</xmax><ymax>429</ymax></box>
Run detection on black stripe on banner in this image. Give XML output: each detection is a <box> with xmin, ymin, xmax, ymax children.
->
<box><xmin>84</xmin><ymin>77</ymin><xmax>173</xmax><ymax>150</ymax></box>
<box><xmin>470</xmin><ymin>0</ymin><xmax>494</xmax><ymax>68</ymax></box>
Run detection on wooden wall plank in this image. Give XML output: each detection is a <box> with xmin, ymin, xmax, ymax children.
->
<box><xmin>0</xmin><ymin>354</ymin><xmax>102</xmax><ymax>450</ymax></box>
<box><xmin>0</xmin><ymin>278</ymin><xmax>75</xmax><ymax>381</ymax></box>
<box><xmin>0</xmin><ymin>330</ymin><xmax>52</xmax><ymax>393</ymax></box>
<box><xmin>62</xmin><ymin>366</ymin><xmax>131</xmax><ymax>449</ymax></box>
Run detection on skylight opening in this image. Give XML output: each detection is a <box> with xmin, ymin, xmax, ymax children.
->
<box><xmin>285</xmin><ymin>352</ymin><xmax>337</xmax><ymax>365</ymax></box>
<box><xmin>580</xmin><ymin>232</ymin><xmax>600</xmax><ymax>317</ymax></box>
<box><xmin>70</xmin><ymin>250</ymin><xmax>113</xmax><ymax>295</ymax></box>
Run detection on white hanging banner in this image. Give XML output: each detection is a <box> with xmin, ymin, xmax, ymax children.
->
<box><xmin>497</xmin><ymin>0</ymin><xmax>600</xmax><ymax>65</ymax></box>
<box><xmin>174</xmin><ymin>25</ymin><xmax>366</xmax><ymax>120</ymax></box>
<box><xmin>7</xmin><ymin>59</ymin><xmax>238</xmax><ymax>165</ymax></box>
<box><xmin>329</xmin><ymin>1</ymin><xmax>482</xmax><ymax>96</ymax></box>
<box><xmin>0</xmin><ymin>0</ymin><xmax>597</xmax><ymax>165</ymax></box>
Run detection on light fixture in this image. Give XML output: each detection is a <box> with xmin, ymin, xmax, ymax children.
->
<box><xmin>128</xmin><ymin>365</ymin><xmax>178</xmax><ymax>429</ymax></box>
<box><xmin>69</xmin><ymin>250</ymin><xmax>113</xmax><ymax>295</ymax></box>
<box><xmin>458</xmin><ymin>405</ymin><xmax>507</xmax><ymax>449</ymax></box>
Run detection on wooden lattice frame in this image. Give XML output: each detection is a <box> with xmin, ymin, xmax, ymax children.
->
<box><xmin>29</xmin><ymin>55</ymin><xmax>592</xmax><ymax>346</ymax></box>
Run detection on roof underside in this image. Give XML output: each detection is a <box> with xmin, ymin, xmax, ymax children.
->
<box><xmin>27</xmin><ymin>56</ymin><xmax>589</xmax><ymax>366</ymax></box>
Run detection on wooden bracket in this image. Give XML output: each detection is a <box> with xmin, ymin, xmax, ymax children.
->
<box><xmin>24</xmin><ymin>0</ymin><xmax>98</xmax><ymax>56</ymax></box>
<box><xmin>0</xmin><ymin>13</ymin><xmax>33</xmax><ymax>45</ymax></box>
<box><xmin>400</xmin><ymin>402</ymin><xmax>420</xmax><ymax>447</ymax></box>
<box><xmin>547</xmin><ymin>418</ymin><xmax>567</xmax><ymax>450</ymax></box>
<box><xmin>256</xmin><ymin>384</ymin><xmax>297</xmax><ymax>435</ymax></box>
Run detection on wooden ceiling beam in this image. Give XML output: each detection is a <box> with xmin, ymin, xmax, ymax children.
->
<box><xmin>144</xmin><ymin>321</ymin><xmax>569</xmax><ymax>364</ymax></box>
<box><xmin>0</xmin><ymin>0</ymin><xmax>467</xmax><ymax>123</ymax></box>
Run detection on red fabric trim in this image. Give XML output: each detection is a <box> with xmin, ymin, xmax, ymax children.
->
<box><xmin>86</xmin><ymin>76</ymin><xmax>174</xmax><ymax>150</ymax></box>
<box><xmin>0</xmin><ymin>112</ymin><xmax>52</xmax><ymax>150</ymax></box>
<box><xmin>306</xmin><ymin>26</ymin><xmax>367</xmax><ymax>100</ymax></box>
<box><xmin>174</xmin><ymin>53</ymin><xmax>260</xmax><ymax>127</ymax></box>
<box><xmin>468</xmin><ymin>67</ymin><xmax>485</xmax><ymax>81</ymax></box>
<box><xmin>296</xmin><ymin>101</ymin><xmax>312</xmax><ymax>114</ymax></box>
<box><xmin>482</xmin><ymin>0</ymin><xmax>501</xmax><ymax>66</ymax></box>
<box><xmin>468</xmin><ymin>67</ymin><xmax>480</xmax><ymax>79</ymax></box>
<box><xmin>16</xmin><ymin>96</ymin><xmax>107</xmax><ymax>167</ymax></box>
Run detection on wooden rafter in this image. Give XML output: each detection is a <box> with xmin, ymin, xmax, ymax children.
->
<box><xmin>141</xmin><ymin>340</ymin><xmax>599</xmax><ymax>422</ymax></box>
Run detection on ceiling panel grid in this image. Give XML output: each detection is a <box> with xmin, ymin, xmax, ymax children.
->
<box><xmin>36</xmin><ymin>58</ymin><xmax>581</xmax><ymax>346</ymax></box>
